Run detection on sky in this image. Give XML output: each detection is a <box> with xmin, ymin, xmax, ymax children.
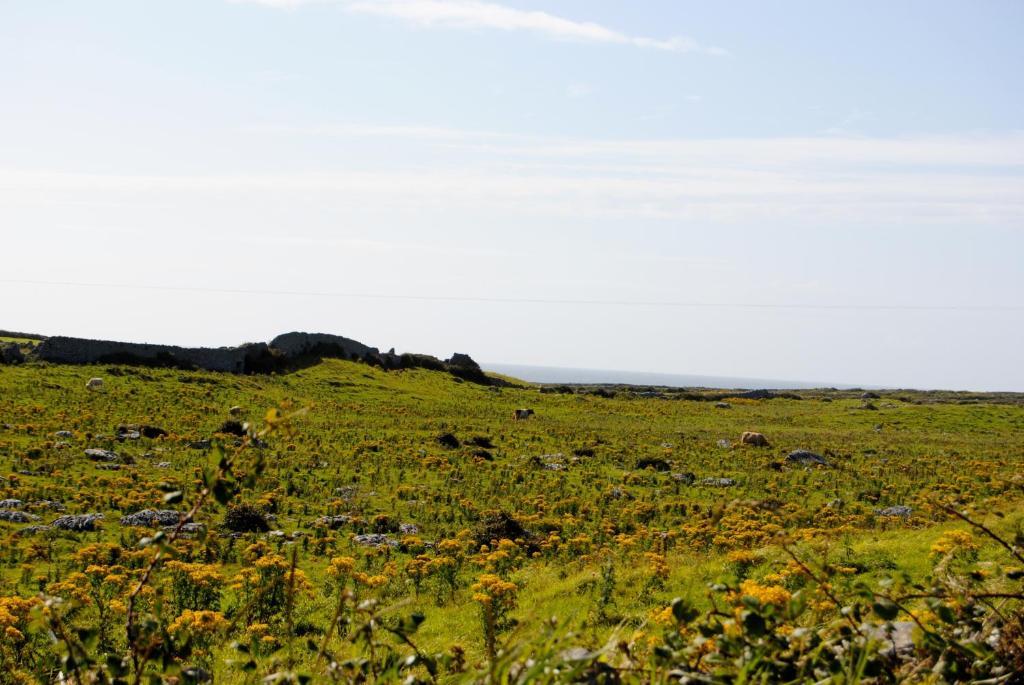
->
<box><xmin>1</xmin><ymin>1</ymin><xmax>1023</xmax><ymax>391</ymax></box>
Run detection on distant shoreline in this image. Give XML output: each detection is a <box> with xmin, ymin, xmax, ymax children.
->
<box><xmin>482</xmin><ymin>362</ymin><xmax>877</xmax><ymax>391</ymax></box>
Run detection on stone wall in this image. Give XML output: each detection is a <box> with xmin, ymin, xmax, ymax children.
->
<box><xmin>29</xmin><ymin>332</ymin><xmax>499</xmax><ymax>385</ymax></box>
<box><xmin>36</xmin><ymin>336</ymin><xmax>266</xmax><ymax>373</ymax></box>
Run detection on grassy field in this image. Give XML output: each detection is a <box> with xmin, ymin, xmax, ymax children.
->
<box><xmin>1</xmin><ymin>359</ymin><xmax>1022</xmax><ymax>683</ymax></box>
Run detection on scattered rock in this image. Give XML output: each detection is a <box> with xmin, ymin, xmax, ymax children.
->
<box><xmin>786</xmin><ymin>449</ymin><xmax>829</xmax><ymax>466</ymax></box>
<box><xmin>740</xmin><ymin>431</ymin><xmax>770</xmax><ymax>447</ymax></box>
<box><xmin>717</xmin><ymin>439</ymin><xmax>732</xmax><ymax>449</ymax></box>
<box><xmin>229</xmin><ymin>406</ymin><xmax>243</xmax><ymax>416</ymax></box>
<box><xmin>861</xmin><ymin>402</ymin><xmax>879</xmax><ymax>411</ymax></box>
<box><xmin>30</xmin><ymin>500</ymin><xmax>66</xmax><ymax>512</ymax></box>
<box><xmin>876</xmin><ymin>505</ymin><xmax>912</xmax><ymax>518</ymax></box>
<box><xmin>472</xmin><ymin>449</ymin><xmax>494</xmax><ymax>461</ymax></box>
<box><xmin>353</xmin><ymin>533</ymin><xmax>398</xmax><ymax>547</ymax></box>
<box><xmin>468</xmin><ymin>436</ymin><xmax>495</xmax><ymax>449</ymax></box>
<box><xmin>700</xmin><ymin>477</ymin><xmax>736</xmax><ymax>487</ymax></box>
<box><xmin>715</xmin><ymin>401</ymin><xmax>731</xmax><ymax>409</ymax></box>
<box><xmin>573</xmin><ymin>447</ymin><xmax>595</xmax><ymax>458</ymax></box>
<box><xmin>436</xmin><ymin>433</ymin><xmax>460</xmax><ymax>449</ymax></box>
<box><xmin>117</xmin><ymin>428</ymin><xmax>141</xmax><ymax>441</ymax></box>
<box><xmin>120</xmin><ymin>509</ymin><xmax>189</xmax><ymax>528</ymax></box>
<box><xmin>865</xmin><ymin>621</ymin><xmax>915</xmax><ymax>656</ymax></box>
<box><xmin>0</xmin><ymin>499</ymin><xmax>23</xmax><ymax>509</ymax></box>
<box><xmin>54</xmin><ymin>430</ymin><xmax>74</xmax><ymax>439</ymax></box>
<box><xmin>171</xmin><ymin>523</ymin><xmax>206</xmax><ymax>537</ymax></box>
<box><xmin>84</xmin><ymin>448</ymin><xmax>119</xmax><ymax>462</ymax></box>
<box><xmin>861</xmin><ymin>391</ymin><xmax>881</xmax><ymax>400</ymax></box>
<box><xmin>0</xmin><ymin>510</ymin><xmax>39</xmax><ymax>523</ymax></box>
<box><xmin>399</xmin><ymin>522</ymin><xmax>420</xmax><ymax>535</ymax></box>
<box><xmin>316</xmin><ymin>515</ymin><xmax>353</xmax><ymax>529</ymax></box>
<box><xmin>13</xmin><ymin>525</ymin><xmax>51</xmax><ymax>536</ymax></box>
<box><xmin>672</xmin><ymin>472</ymin><xmax>696</xmax><ymax>484</ymax></box>
<box><xmin>189</xmin><ymin>439</ymin><xmax>211</xmax><ymax>450</ymax></box>
<box><xmin>52</xmin><ymin>513</ymin><xmax>104</xmax><ymax>531</ymax></box>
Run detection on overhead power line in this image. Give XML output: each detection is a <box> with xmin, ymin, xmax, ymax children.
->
<box><xmin>0</xmin><ymin>278</ymin><xmax>1021</xmax><ymax>312</ymax></box>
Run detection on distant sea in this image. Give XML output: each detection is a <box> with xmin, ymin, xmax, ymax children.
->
<box><xmin>482</xmin><ymin>363</ymin><xmax>868</xmax><ymax>390</ymax></box>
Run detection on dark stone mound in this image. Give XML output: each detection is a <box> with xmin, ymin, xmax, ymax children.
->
<box><xmin>672</xmin><ymin>471</ymin><xmax>696</xmax><ymax>485</ymax></box>
<box><xmin>588</xmin><ymin>388</ymin><xmax>616</xmax><ymax>398</ymax></box>
<box><xmin>468</xmin><ymin>436</ymin><xmax>495</xmax><ymax>449</ymax></box>
<box><xmin>635</xmin><ymin>457</ymin><xmax>671</xmax><ymax>472</ymax></box>
<box><xmin>224</xmin><ymin>504</ymin><xmax>270</xmax><ymax>533</ymax></box>
<box><xmin>474</xmin><ymin>511</ymin><xmax>530</xmax><ymax>546</ymax></box>
<box><xmin>217</xmin><ymin>420</ymin><xmax>246</xmax><ymax>437</ymax></box>
<box><xmin>444</xmin><ymin>352</ymin><xmax>490</xmax><ymax>384</ymax></box>
<box><xmin>472</xmin><ymin>449</ymin><xmax>494</xmax><ymax>461</ymax></box>
<box><xmin>437</xmin><ymin>433</ymin><xmax>461</xmax><ymax>449</ymax></box>
<box><xmin>573</xmin><ymin>447</ymin><xmax>595</xmax><ymax>458</ymax></box>
<box><xmin>861</xmin><ymin>391</ymin><xmax>881</xmax><ymax>399</ymax></box>
<box><xmin>0</xmin><ymin>342</ymin><xmax>25</xmax><ymax>365</ymax></box>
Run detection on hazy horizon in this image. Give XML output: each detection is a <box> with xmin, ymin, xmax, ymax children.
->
<box><xmin>2</xmin><ymin>1</ymin><xmax>1022</xmax><ymax>391</ymax></box>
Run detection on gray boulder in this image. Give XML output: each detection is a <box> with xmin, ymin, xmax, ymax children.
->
<box><xmin>84</xmin><ymin>448</ymin><xmax>119</xmax><ymax>462</ymax></box>
<box><xmin>876</xmin><ymin>505</ymin><xmax>912</xmax><ymax>518</ymax></box>
<box><xmin>52</xmin><ymin>513</ymin><xmax>104</xmax><ymax>531</ymax></box>
<box><xmin>0</xmin><ymin>499</ymin><xmax>23</xmax><ymax>509</ymax></box>
<box><xmin>700</xmin><ymin>477</ymin><xmax>736</xmax><ymax>487</ymax></box>
<box><xmin>353</xmin><ymin>533</ymin><xmax>399</xmax><ymax>547</ymax></box>
<box><xmin>786</xmin><ymin>449</ymin><xmax>828</xmax><ymax>466</ymax></box>
<box><xmin>0</xmin><ymin>510</ymin><xmax>40</xmax><ymax>523</ymax></box>
<box><xmin>120</xmin><ymin>509</ymin><xmax>188</xmax><ymax>527</ymax></box>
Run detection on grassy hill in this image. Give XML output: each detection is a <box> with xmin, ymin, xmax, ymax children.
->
<box><xmin>1</xmin><ymin>359</ymin><xmax>1022</xmax><ymax>682</ymax></box>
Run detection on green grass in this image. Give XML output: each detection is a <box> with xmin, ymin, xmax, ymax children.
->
<box><xmin>1</xmin><ymin>358</ymin><xmax>1022</xmax><ymax>680</ymax></box>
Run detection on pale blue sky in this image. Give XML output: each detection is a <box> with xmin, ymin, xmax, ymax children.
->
<box><xmin>1</xmin><ymin>1</ymin><xmax>1022</xmax><ymax>390</ymax></box>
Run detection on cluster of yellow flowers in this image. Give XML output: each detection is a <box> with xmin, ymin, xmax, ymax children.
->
<box><xmin>471</xmin><ymin>574</ymin><xmax>518</xmax><ymax>609</ymax></box>
<box><xmin>644</xmin><ymin>552</ymin><xmax>670</xmax><ymax>581</ymax></box>
<box><xmin>0</xmin><ymin>596</ymin><xmax>39</xmax><ymax>642</ymax></box>
<box><xmin>736</xmin><ymin>579</ymin><xmax>792</xmax><ymax>607</ymax></box>
<box><xmin>168</xmin><ymin>609</ymin><xmax>229</xmax><ymax>636</ymax></box>
<box><xmin>326</xmin><ymin>555</ymin><xmax>356</xmax><ymax>578</ymax></box>
<box><xmin>165</xmin><ymin>560</ymin><xmax>224</xmax><ymax>589</ymax></box>
<box><xmin>930</xmin><ymin>530</ymin><xmax>979</xmax><ymax>557</ymax></box>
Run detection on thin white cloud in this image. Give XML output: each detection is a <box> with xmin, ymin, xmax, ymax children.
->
<box><xmin>231</xmin><ymin>0</ymin><xmax>727</xmax><ymax>55</ymax></box>
<box><xmin>3</xmin><ymin>133</ymin><xmax>1022</xmax><ymax>225</ymax></box>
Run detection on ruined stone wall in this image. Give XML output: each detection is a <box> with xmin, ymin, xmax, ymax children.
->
<box><xmin>30</xmin><ymin>332</ymin><xmax>497</xmax><ymax>384</ymax></box>
<box><xmin>36</xmin><ymin>336</ymin><xmax>259</xmax><ymax>373</ymax></box>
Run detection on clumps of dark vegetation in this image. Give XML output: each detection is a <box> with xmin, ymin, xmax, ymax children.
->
<box><xmin>635</xmin><ymin>457</ymin><xmax>671</xmax><ymax>471</ymax></box>
<box><xmin>217</xmin><ymin>420</ymin><xmax>246</xmax><ymax>437</ymax></box>
<box><xmin>436</xmin><ymin>432</ymin><xmax>461</xmax><ymax>449</ymax></box>
<box><xmin>468</xmin><ymin>436</ymin><xmax>495</xmax><ymax>449</ymax></box>
<box><xmin>223</xmin><ymin>503</ymin><xmax>269</xmax><ymax>532</ymax></box>
<box><xmin>473</xmin><ymin>510</ymin><xmax>529</xmax><ymax>546</ymax></box>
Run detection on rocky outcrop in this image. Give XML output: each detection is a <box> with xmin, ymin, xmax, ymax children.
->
<box><xmin>28</xmin><ymin>331</ymin><xmax>497</xmax><ymax>385</ymax></box>
<box><xmin>268</xmin><ymin>332</ymin><xmax>379</xmax><ymax>364</ymax></box>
